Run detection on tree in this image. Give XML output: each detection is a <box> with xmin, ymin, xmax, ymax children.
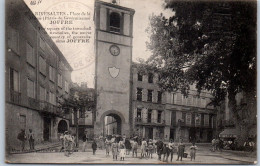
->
<box><xmin>58</xmin><ymin>84</ymin><xmax>95</xmax><ymax>147</ymax></box>
<box><xmin>145</xmin><ymin>1</ymin><xmax>256</xmax><ymax>146</ymax></box>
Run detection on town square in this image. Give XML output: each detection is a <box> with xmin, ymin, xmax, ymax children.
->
<box><xmin>5</xmin><ymin>0</ymin><xmax>257</xmax><ymax>164</ymax></box>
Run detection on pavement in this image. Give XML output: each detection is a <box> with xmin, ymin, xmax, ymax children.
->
<box><xmin>9</xmin><ymin>141</ymin><xmax>62</xmax><ymax>154</ymax></box>
<box><xmin>5</xmin><ymin>142</ymin><xmax>257</xmax><ymax>164</ymax></box>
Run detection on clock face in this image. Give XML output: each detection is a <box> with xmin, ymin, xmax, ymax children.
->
<box><xmin>109</xmin><ymin>45</ymin><xmax>120</xmax><ymax>56</ymax></box>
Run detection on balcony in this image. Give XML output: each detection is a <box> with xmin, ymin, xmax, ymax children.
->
<box><xmin>39</xmin><ymin>101</ymin><xmax>62</xmax><ymax>115</ymax></box>
<box><xmin>28</xmin><ymin>97</ymin><xmax>39</xmax><ymax>110</ymax></box>
<box><xmin>10</xmin><ymin>90</ymin><xmax>21</xmax><ymax>104</ymax></box>
<box><xmin>135</xmin><ymin>117</ymin><xmax>165</xmax><ymax>126</ymax></box>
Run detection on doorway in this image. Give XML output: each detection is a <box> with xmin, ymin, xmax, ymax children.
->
<box><xmin>104</xmin><ymin>113</ymin><xmax>122</xmax><ymax>136</ymax></box>
<box><xmin>43</xmin><ymin>117</ymin><xmax>51</xmax><ymax>141</ymax></box>
<box><xmin>145</xmin><ymin>127</ymin><xmax>153</xmax><ymax>139</ymax></box>
<box><xmin>170</xmin><ymin>129</ymin><xmax>175</xmax><ymax>141</ymax></box>
<box><xmin>58</xmin><ymin>120</ymin><xmax>68</xmax><ymax>134</ymax></box>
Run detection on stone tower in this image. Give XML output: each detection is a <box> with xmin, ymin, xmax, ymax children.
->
<box><xmin>94</xmin><ymin>0</ymin><xmax>135</xmax><ymax>137</ymax></box>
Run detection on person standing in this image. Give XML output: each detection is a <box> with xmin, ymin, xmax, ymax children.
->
<box><xmin>125</xmin><ymin>138</ymin><xmax>131</xmax><ymax>155</ymax></box>
<box><xmin>98</xmin><ymin>135</ymin><xmax>103</xmax><ymax>149</ymax></box>
<box><xmin>92</xmin><ymin>140</ymin><xmax>97</xmax><ymax>155</ymax></box>
<box><xmin>71</xmin><ymin>134</ymin><xmax>76</xmax><ymax>153</ymax></box>
<box><xmin>140</xmin><ymin>138</ymin><xmax>147</xmax><ymax>159</ymax></box>
<box><xmin>211</xmin><ymin>138</ymin><xmax>216</xmax><ymax>152</ymax></box>
<box><xmin>82</xmin><ymin>132</ymin><xmax>88</xmax><ymax>152</ymax></box>
<box><xmin>176</xmin><ymin>139</ymin><xmax>185</xmax><ymax>161</ymax></box>
<box><xmin>147</xmin><ymin>139</ymin><xmax>154</xmax><ymax>158</ymax></box>
<box><xmin>162</xmin><ymin>144</ymin><xmax>170</xmax><ymax>162</ymax></box>
<box><xmin>132</xmin><ymin>139</ymin><xmax>138</xmax><ymax>158</ymax></box>
<box><xmin>105</xmin><ymin>137</ymin><xmax>111</xmax><ymax>156</ymax></box>
<box><xmin>112</xmin><ymin>140</ymin><xmax>119</xmax><ymax>160</ymax></box>
<box><xmin>28</xmin><ymin>129</ymin><xmax>35</xmax><ymax>150</ymax></box>
<box><xmin>64</xmin><ymin>131</ymin><xmax>72</xmax><ymax>157</ymax></box>
<box><xmin>190</xmin><ymin>142</ymin><xmax>198</xmax><ymax>161</ymax></box>
<box><xmin>17</xmin><ymin>129</ymin><xmax>27</xmax><ymax>151</ymax></box>
<box><xmin>168</xmin><ymin>139</ymin><xmax>175</xmax><ymax>162</ymax></box>
<box><xmin>119</xmin><ymin>138</ymin><xmax>126</xmax><ymax>161</ymax></box>
<box><xmin>156</xmin><ymin>139</ymin><xmax>164</xmax><ymax>161</ymax></box>
<box><xmin>59</xmin><ymin>133</ymin><xmax>65</xmax><ymax>152</ymax></box>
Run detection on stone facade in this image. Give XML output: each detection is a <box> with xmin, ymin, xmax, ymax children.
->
<box><xmin>6</xmin><ymin>0</ymin><xmax>72</xmax><ymax>152</ymax></box>
<box><xmin>94</xmin><ymin>0</ymin><xmax>135</xmax><ymax>137</ymax></box>
<box><xmin>131</xmin><ymin>64</ymin><xmax>217</xmax><ymax>142</ymax></box>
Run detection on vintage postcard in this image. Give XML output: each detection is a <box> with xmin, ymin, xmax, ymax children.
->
<box><xmin>5</xmin><ymin>0</ymin><xmax>257</xmax><ymax>164</ymax></box>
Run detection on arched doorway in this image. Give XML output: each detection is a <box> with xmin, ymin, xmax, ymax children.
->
<box><xmin>104</xmin><ymin>113</ymin><xmax>122</xmax><ymax>136</ymax></box>
<box><xmin>58</xmin><ymin>120</ymin><xmax>68</xmax><ymax>134</ymax></box>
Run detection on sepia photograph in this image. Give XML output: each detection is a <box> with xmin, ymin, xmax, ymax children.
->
<box><xmin>5</xmin><ymin>0</ymin><xmax>257</xmax><ymax>164</ymax></box>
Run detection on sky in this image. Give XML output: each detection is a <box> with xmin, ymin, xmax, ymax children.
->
<box><xmin>24</xmin><ymin>0</ymin><xmax>173</xmax><ymax>88</ymax></box>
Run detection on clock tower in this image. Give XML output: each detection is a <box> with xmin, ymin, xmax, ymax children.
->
<box><xmin>94</xmin><ymin>0</ymin><xmax>135</xmax><ymax>137</ymax></box>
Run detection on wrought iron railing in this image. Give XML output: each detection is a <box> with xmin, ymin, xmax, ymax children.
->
<box><xmin>10</xmin><ymin>90</ymin><xmax>21</xmax><ymax>104</ymax></box>
<box><xmin>135</xmin><ymin>117</ymin><xmax>165</xmax><ymax>125</ymax></box>
<box><xmin>28</xmin><ymin>97</ymin><xmax>39</xmax><ymax>110</ymax></box>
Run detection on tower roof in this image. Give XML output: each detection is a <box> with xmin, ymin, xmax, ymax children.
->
<box><xmin>95</xmin><ymin>0</ymin><xmax>135</xmax><ymax>15</ymax></box>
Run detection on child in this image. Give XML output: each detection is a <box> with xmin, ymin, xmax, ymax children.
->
<box><xmin>119</xmin><ymin>139</ymin><xmax>126</xmax><ymax>161</ymax></box>
<box><xmin>92</xmin><ymin>140</ymin><xmax>97</xmax><ymax>155</ymax></box>
<box><xmin>190</xmin><ymin>142</ymin><xmax>198</xmax><ymax>161</ymax></box>
<box><xmin>112</xmin><ymin>140</ymin><xmax>119</xmax><ymax>161</ymax></box>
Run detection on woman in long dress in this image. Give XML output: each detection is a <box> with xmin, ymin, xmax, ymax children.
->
<box><xmin>140</xmin><ymin>138</ymin><xmax>147</xmax><ymax>159</ymax></box>
<box><xmin>105</xmin><ymin>138</ymin><xmax>111</xmax><ymax>156</ymax></box>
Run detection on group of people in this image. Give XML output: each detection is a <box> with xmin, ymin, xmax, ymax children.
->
<box><xmin>90</xmin><ymin>135</ymin><xmax>198</xmax><ymax>162</ymax></box>
<box><xmin>59</xmin><ymin>131</ymin><xmax>77</xmax><ymax>157</ymax></box>
<box><xmin>17</xmin><ymin>129</ymin><xmax>35</xmax><ymax>151</ymax></box>
<box><xmin>212</xmin><ymin>137</ymin><xmax>256</xmax><ymax>152</ymax></box>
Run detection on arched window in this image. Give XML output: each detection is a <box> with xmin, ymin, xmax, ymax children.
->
<box><xmin>109</xmin><ymin>12</ymin><xmax>121</xmax><ymax>33</ymax></box>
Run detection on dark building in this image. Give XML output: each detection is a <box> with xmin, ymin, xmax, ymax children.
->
<box><xmin>6</xmin><ymin>0</ymin><xmax>73</xmax><ymax>152</ymax></box>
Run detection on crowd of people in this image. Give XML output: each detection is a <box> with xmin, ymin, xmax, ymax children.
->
<box><xmin>211</xmin><ymin>137</ymin><xmax>256</xmax><ymax>152</ymax></box>
<box><xmin>59</xmin><ymin>131</ymin><xmax>77</xmax><ymax>157</ymax></box>
<box><xmin>88</xmin><ymin>134</ymin><xmax>198</xmax><ymax>162</ymax></box>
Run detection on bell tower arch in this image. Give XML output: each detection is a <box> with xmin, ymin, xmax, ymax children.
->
<box><xmin>94</xmin><ymin>0</ymin><xmax>135</xmax><ymax>137</ymax></box>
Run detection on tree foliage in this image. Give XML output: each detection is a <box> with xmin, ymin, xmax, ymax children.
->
<box><xmin>145</xmin><ymin>0</ymin><xmax>256</xmax><ymax>143</ymax></box>
<box><xmin>58</xmin><ymin>85</ymin><xmax>95</xmax><ymax>116</ymax></box>
<box><xmin>145</xmin><ymin>1</ymin><xmax>256</xmax><ymax>102</ymax></box>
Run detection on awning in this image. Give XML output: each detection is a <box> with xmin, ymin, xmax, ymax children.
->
<box><xmin>219</xmin><ymin>128</ymin><xmax>239</xmax><ymax>138</ymax></box>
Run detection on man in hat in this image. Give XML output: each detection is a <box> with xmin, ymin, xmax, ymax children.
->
<box><xmin>156</xmin><ymin>138</ymin><xmax>164</xmax><ymax>161</ymax></box>
<box><xmin>28</xmin><ymin>129</ymin><xmax>35</xmax><ymax>150</ymax></box>
<box><xmin>168</xmin><ymin>139</ymin><xmax>176</xmax><ymax>162</ymax></box>
<box><xmin>17</xmin><ymin>129</ymin><xmax>27</xmax><ymax>151</ymax></box>
<box><xmin>176</xmin><ymin>139</ymin><xmax>185</xmax><ymax>161</ymax></box>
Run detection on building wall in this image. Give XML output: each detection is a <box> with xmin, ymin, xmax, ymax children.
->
<box><xmin>94</xmin><ymin>1</ymin><xmax>135</xmax><ymax>137</ymax></box>
<box><xmin>131</xmin><ymin>64</ymin><xmax>217</xmax><ymax>142</ymax></box>
<box><xmin>6</xmin><ymin>0</ymin><xmax>72</xmax><ymax>152</ymax></box>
